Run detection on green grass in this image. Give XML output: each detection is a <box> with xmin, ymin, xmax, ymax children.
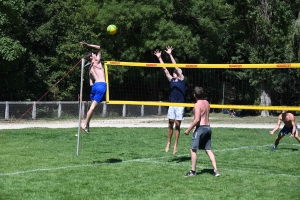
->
<box><xmin>0</xmin><ymin>127</ymin><xmax>299</xmax><ymax>200</ymax></box>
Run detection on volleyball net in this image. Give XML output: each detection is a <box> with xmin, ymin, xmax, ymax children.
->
<box><xmin>103</xmin><ymin>61</ymin><xmax>300</xmax><ymax>111</ymax></box>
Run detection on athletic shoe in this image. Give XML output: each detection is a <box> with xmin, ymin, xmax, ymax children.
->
<box><xmin>184</xmin><ymin>170</ymin><xmax>196</xmax><ymax>177</ymax></box>
<box><xmin>81</xmin><ymin>124</ymin><xmax>89</xmax><ymax>134</ymax></box>
<box><xmin>81</xmin><ymin>124</ymin><xmax>89</xmax><ymax>135</ymax></box>
<box><xmin>214</xmin><ymin>170</ymin><xmax>220</xmax><ymax>177</ymax></box>
<box><xmin>270</xmin><ymin>146</ymin><xmax>276</xmax><ymax>150</ymax></box>
<box><xmin>83</xmin><ymin>127</ymin><xmax>89</xmax><ymax>134</ymax></box>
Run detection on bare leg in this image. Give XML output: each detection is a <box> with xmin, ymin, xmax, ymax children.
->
<box><xmin>190</xmin><ymin>149</ymin><xmax>197</xmax><ymax>171</ymax></box>
<box><xmin>206</xmin><ymin>150</ymin><xmax>218</xmax><ymax>172</ymax></box>
<box><xmin>274</xmin><ymin>132</ymin><xmax>285</xmax><ymax>147</ymax></box>
<box><xmin>173</xmin><ymin>120</ymin><xmax>181</xmax><ymax>154</ymax></box>
<box><xmin>82</xmin><ymin>101</ymin><xmax>98</xmax><ymax>132</ymax></box>
<box><xmin>165</xmin><ymin>119</ymin><xmax>174</xmax><ymax>152</ymax></box>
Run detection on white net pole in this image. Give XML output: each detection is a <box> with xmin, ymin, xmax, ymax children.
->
<box><xmin>76</xmin><ymin>58</ymin><xmax>85</xmax><ymax>156</ymax></box>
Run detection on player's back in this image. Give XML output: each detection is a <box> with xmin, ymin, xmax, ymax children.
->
<box><xmin>199</xmin><ymin>100</ymin><xmax>210</xmax><ymax>126</ymax></box>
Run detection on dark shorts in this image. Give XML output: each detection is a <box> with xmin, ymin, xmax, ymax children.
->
<box><xmin>280</xmin><ymin>125</ymin><xmax>298</xmax><ymax>135</ymax></box>
<box><xmin>90</xmin><ymin>82</ymin><xmax>107</xmax><ymax>103</ymax></box>
<box><xmin>190</xmin><ymin>125</ymin><xmax>212</xmax><ymax>150</ymax></box>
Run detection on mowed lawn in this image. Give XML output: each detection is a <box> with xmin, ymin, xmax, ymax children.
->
<box><xmin>0</xmin><ymin>126</ymin><xmax>299</xmax><ymax>200</ymax></box>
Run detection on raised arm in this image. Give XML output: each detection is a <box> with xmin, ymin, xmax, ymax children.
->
<box><xmin>80</xmin><ymin>41</ymin><xmax>101</xmax><ymax>63</ymax></box>
<box><xmin>165</xmin><ymin>46</ymin><xmax>184</xmax><ymax>80</ymax></box>
<box><xmin>164</xmin><ymin>46</ymin><xmax>176</xmax><ymax>64</ymax></box>
<box><xmin>154</xmin><ymin>49</ymin><xmax>172</xmax><ymax>81</ymax></box>
<box><xmin>80</xmin><ymin>41</ymin><xmax>100</xmax><ymax>50</ymax></box>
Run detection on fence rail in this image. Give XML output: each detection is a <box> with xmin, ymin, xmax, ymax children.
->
<box><xmin>0</xmin><ymin>101</ymin><xmax>168</xmax><ymax>120</ymax></box>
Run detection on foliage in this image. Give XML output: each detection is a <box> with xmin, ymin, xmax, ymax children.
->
<box><xmin>0</xmin><ymin>0</ymin><xmax>299</xmax><ymax>108</ymax></box>
<box><xmin>0</xmin><ymin>0</ymin><xmax>27</xmax><ymax>100</ymax></box>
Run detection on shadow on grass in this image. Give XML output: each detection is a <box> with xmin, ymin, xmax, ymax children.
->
<box><xmin>168</xmin><ymin>156</ymin><xmax>190</xmax><ymax>163</ymax></box>
<box><xmin>279</xmin><ymin>147</ymin><xmax>298</xmax><ymax>151</ymax></box>
<box><xmin>197</xmin><ymin>168</ymin><xmax>214</xmax><ymax>176</ymax></box>
<box><xmin>93</xmin><ymin>158</ymin><xmax>122</xmax><ymax>164</ymax></box>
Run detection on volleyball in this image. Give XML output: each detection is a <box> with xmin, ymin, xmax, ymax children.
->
<box><xmin>107</xmin><ymin>24</ymin><xmax>117</xmax><ymax>35</ymax></box>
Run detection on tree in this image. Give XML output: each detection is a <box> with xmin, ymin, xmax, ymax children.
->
<box><xmin>0</xmin><ymin>0</ymin><xmax>26</xmax><ymax>100</ymax></box>
<box><xmin>225</xmin><ymin>0</ymin><xmax>300</xmax><ymax>115</ymax></box>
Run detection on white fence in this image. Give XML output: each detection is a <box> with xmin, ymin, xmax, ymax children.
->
<box><xmin>0</xmin><ymin>101</ymin><xmax>167</xmax><ymax>120</ymax></box>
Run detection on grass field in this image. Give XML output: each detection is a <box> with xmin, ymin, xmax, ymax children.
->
<box><xmin>0</xmin><ymin>126</ymin><xmax>299</xmax><ymax>200</ymax></box>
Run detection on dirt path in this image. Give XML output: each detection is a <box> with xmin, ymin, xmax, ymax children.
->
<box><xmin>0</xmin><ymin>117</ymin><xmax>276</xmax><ymax>129</ymax></box>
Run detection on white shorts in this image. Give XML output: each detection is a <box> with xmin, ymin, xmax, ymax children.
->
<box><xmin>167</xmin><ymin>106</ymin><xmax>184</xmax><ymax>121</ymax></box>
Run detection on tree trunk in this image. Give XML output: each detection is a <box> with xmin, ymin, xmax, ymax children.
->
<box><xmin>260</xmin><ymin>82</ymin><xmax>271</xmax><ymax>117</ymax></box>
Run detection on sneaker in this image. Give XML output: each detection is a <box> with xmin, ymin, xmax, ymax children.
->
<box><xmin>184</xmin><ymin>170</ymin><xmax>196</xmax><ymax>177</ymax></box>
<box><xmin>270</xmin><ymin>146</ymin><xmax>276</xmax><ymax>150</ymax></box>
<box><xmin>214</xmin><ymin>170</ymin><xmax>220</xmax><ymax>177</ymax></box>
<box><xmin>83</xmin><ymin>127</ymin><xmax>89</xmax><ymax>134</ymax></box>
<box><xmin>81</xmin><ymin>125</ymin><xmax>89</xmax><ymax>135</ymax></box>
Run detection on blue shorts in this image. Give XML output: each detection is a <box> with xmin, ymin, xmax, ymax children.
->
<box><xmin>90</xmin><ymin>82</ymin><xmax>106</xmax><ymax>103</ymax></box>
<box><xmin>280</xmin><ymin>125</ymin><xmax>298</xmax><ymax>135</ymax></box>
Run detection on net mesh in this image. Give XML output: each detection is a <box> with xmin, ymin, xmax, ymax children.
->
<box><xmin>105</xmin><ymin>61</ymin><xmax>300</xmax><ymax>111</ymax></box>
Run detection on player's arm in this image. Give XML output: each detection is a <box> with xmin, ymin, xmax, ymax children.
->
<box><xmin>185</xmin><ymin>103</ymin><xmax>200</xmax><ymax>135</ymax></box>
<box><xmin>154</xmin><ymin>49</ymin><xmax>172</xmax><ymax>81</ymax></box>
<box><xmin>165</xmin><ymin>46</ymin><xmax>184</xmax><ymax>81</ymax></box>
<box><xmin>291</xmin><ymin>116</ymin><xmax>296</xmax><ymax>136</ymax></box>
<box><xmin>94</xmin><ymin>50</ymin><xmax>101</xmax><ymax>64</ymax></box>
<box><xmin>80</xmin><ymin>42</ymin><xmax>100</xmax><ymax>50</ymax></box>
<box><xmin>154</xmin><ymin>49</ymin><xmax>164</xmax><ymax>64</ymax></box>
<box><xmin>89</xmin><ymin>66</ymin><xmax>95</xmax><ymax>86</ymax></box>
<box><xmin>269</xmin><ymin>115</ymin><xmax>281</xmax><ymax>135</ymax></box>
<box><xmin>89</xmin><ymin>73</ymin><xmax>94</xmax><ymax>86</ymax></box>
<box><xmin>292</xmin><ymin>125</ymin><xmax>298</xmax><ymax>138</ymax></box>
<box><xmin>165</xmin><ymin>46</ymin><xmax>176</xmax><ymax>64</ymax></box>
<box><xmin>80</xmin><ymin>42</ymin><xmax>101</xmax><ymax>63</ymax></box>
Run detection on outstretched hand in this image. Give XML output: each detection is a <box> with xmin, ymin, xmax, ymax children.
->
<box><xmin>164</xmin><ymin>45</ymin><xmax>173</xmax><ymax>55</ymax></box>
<box><xmin>154</xmin><ymin>49</ymin><xmax>162</xmax><ymax>58</ymax></box>
<box><xmin>269</xmin><ymin>131</ymin><xmax>274</xmax><ymax>135</ymax></box>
